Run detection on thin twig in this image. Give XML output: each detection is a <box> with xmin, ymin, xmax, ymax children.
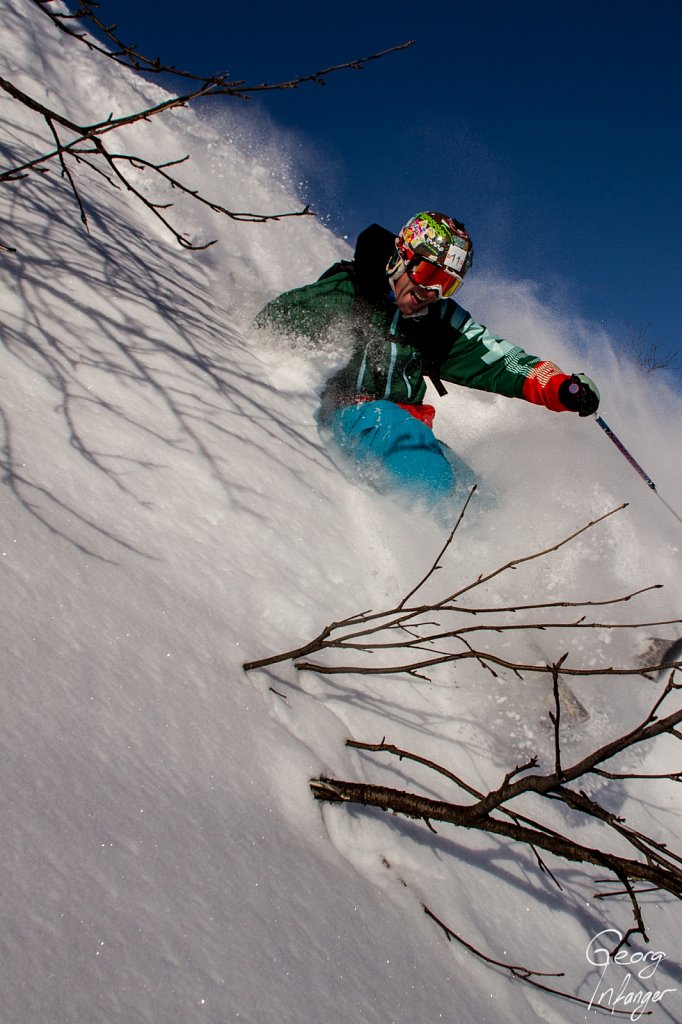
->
<box><xmin>398</xmin><ymin>484</ymin><xmax>476</xmax><ymax>609</ymax></box>
<box><xmin>422</xmin><ymin>906</ymin><xmax>639</xmax><ymax>1015</ymax></box>
<box><xmin>437</xmin><ymin>504</ymin><xmax>628</xmax><ymax>608</ymax></box>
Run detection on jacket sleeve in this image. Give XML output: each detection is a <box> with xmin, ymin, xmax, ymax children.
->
<box><xmin>438</xmin><ymin>304</ymin><xmax>572</xmax><ymax>412</ymax></box>
<box><xmin>255</xmin><ymin>271</ymin><xmax>356</xmax><ymax>341</ymax></box>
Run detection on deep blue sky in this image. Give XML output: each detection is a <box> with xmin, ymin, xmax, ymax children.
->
<box><xmin>93</xmin><ymin>0</ymin><xmax>681</xmax><ymax>376</ymax></box>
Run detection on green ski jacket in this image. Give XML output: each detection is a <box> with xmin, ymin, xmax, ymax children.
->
<box><xmin>256</xmin><ymin>225</ymin><xmax>573</xmax><ymax>423</ymax></box>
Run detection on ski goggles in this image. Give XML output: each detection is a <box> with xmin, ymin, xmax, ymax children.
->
<box><xmin>405</xmin><ymin>257</ymin><xmax>463</xmax><ymax>298</ymax></box>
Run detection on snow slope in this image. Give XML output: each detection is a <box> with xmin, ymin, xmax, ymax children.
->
<box><xmin>2</xmin><ymin>4</ymin><xmax>681</xmax><ymax>1022</ymax></box>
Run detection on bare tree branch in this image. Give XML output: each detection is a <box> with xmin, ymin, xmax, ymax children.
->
<box><xmin>31</xmin><ymin>0</ymin><xmax>415</xmax><ymax>93</ymax></box>
<box><xmin>311</xmin><ymin>770</ymin><xmax>682</xmax><ymax>896</ymax></box>
<box><xmin>244</xmin><ymin>502</ymin><xmax>680</xmax><ymax>681</ymax></box>
<box><xmin>311</xmin><ymin>660</ymin><xmax>682</xmax><ymax>967</ymax></box>
<box><xmin>614</xmin><ymin>323</ymin><xmax>679</xmax><ymax>375</ymax></box>
<box><xmin>3</xmin><ymin>4</ymin><xmax>414</xmax><ymax>250</ymax></box>
<box><xmin>0</xmin><ymin>73</ymin><xmax>313</xmax><ymax>248</ymax></box>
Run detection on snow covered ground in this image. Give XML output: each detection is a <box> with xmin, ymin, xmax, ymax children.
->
<box><xmin>2</xmin><ymin>4</ymin><xmax>681</xmax><ymax>1022</ymax></box>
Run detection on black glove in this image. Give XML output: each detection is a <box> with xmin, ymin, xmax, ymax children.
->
<box><xmin>558</xmin><ymin>373</ymin><xmax>600</xmax><ymax>416</ymax></box>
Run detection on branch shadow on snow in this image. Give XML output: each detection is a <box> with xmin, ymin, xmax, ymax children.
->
<box><xmin>1</xmin><ymin>165</ymin><xmax>335</xmax><ymax>562</ymax></box>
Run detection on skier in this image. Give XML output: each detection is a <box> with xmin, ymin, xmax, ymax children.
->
<box><xmin>257</xmin><ymin>211</ymin><xmax>600</xmax><ymax>504</ymax></box>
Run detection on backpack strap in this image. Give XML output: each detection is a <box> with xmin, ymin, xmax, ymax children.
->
<box><xmin>424</xmin><ymin>362</ymin><xmax>449</xmax><ymax>397</ymax></box>
<box><xmin>422</xmin><ymin>304</ymin><xmax>454</xmax><ymax>396</ymax></box>
<box><xmin>400</xmin><ymin>303</ymin><xmax>454</xmax><ymax>397</ymax></box>
<box><xmin>318</xmin><ymin>224</ymin><xmax>452</xmax><ymax>397</ymax></box>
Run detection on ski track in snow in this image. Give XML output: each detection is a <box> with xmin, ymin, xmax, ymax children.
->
<box><xmin>2</xmin><ymin>3</ymin><xmax>682</xmax><ymax>1022</ymax></box>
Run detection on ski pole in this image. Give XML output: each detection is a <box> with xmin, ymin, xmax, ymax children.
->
<box><xmin>594</xmin><ymin>414</ymin><xmax>682</xmax><ymax>526</ymax></box>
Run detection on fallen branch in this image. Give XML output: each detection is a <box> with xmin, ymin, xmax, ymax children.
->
<box><xmin>312</xmin><ymin>669</ymin><xmax>682</xmax><ymax>949</ymax></box>
<box><xmin>311</xmin><ymin>773</ymin><xmax>682</xmax><ymax>897</ymax></box>
<box><xmin>244</xmin><ymin>500</ymin><xmax>680</xmax><ymax>681</ymax></box>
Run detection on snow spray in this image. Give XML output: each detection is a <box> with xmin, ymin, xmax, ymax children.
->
<box><xmin>595</xmin><ymin>415</ymin><xmax>682</xmax><ymax>526</ymax></box>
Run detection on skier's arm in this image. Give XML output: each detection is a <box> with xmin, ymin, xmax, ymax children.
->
<box><xmin>255</xmin><ymin>271</ymin><xmax>356</xmax><ymax>341</ymax></box>
<box><xmin>439</xmin><ymin>307</ymin><xmax>599</xmax><ymax>413</ymax></box>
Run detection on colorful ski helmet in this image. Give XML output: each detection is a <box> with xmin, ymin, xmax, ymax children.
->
<box><xmin>388</xmin><ymin>211</ymin><xmax>474</xmax><ymax>298</ymax></box>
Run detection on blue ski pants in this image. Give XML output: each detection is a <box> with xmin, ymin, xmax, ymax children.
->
<box><xmin>329</xmin><ymin>400</ymin><xmax>456</xmax><ymax>502</ymax></box>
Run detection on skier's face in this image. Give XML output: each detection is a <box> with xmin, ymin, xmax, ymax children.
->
<box><xmin>392</xmin><ymin>269</ymin><xmax>439</xmax><ymax>317</ymax></box>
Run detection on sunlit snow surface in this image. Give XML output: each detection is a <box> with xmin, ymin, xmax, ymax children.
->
<box><xmin>2</xmin><ymin>4</ymin><xmax>681</xmax><ymax>1022</ymax></box>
